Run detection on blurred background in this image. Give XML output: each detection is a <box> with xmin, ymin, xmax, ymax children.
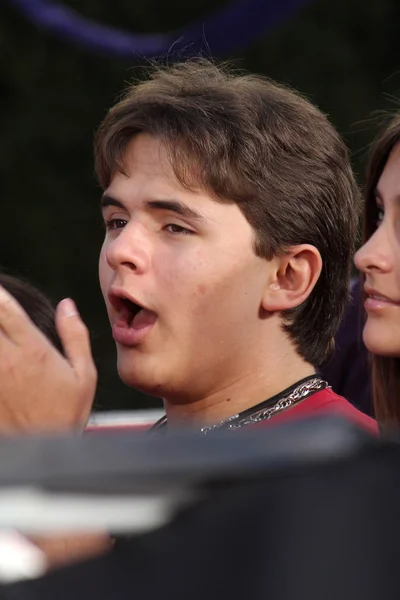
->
<box><xmin>1</xmin><ymin>0</ymin><xmax>399</xmax><ymax>412</ymax></box>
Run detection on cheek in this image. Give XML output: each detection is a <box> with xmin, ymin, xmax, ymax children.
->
<box><xmin>158</xmin><ymin>251</ymin><xmax>211</xmax><ymax>294</ymax></box>
<box><xmin>161</xmin><ymin>260</ymin><xmax>223</xmax><ymax>320</ymax></box>
<box><xmin>186</xmin><ymin>273</ymin><xmax>254</xmax><ymax>322</ymax></box>
<box><xmin>157</xmin><ymin>249</ymin><xmax>263</xmax><ymax>318</ymax></box>
<box><xmin>98</xmin><ymin>246</ymin><xmax>111</xmax><ymax>297</ymax></box>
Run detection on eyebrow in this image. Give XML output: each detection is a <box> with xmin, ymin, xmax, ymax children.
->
<box><xmin>100</xmin><ymin>194</ymin><xmax>206</xmax><ymax>222</ymax></box>
<box><xmin>144</xmin><ymin>199</ymin><xmax>206</xmax><ymax>222</ymax></box>
<box><xmin>100</xmin><ymin>194</ymin><xmax>125</xmax><ymax>211</ymax></box>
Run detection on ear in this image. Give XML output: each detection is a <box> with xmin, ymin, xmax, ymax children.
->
<box><xmin>262</xmin><ymin>244</ymin><xmax>322</xmax><ymax>312</ymax></box>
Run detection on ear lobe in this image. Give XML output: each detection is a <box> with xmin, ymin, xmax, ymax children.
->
<box><xmin>262</xmin><ymin>245</ymin><xmax>322</xmax><ymax>312</ymax></box>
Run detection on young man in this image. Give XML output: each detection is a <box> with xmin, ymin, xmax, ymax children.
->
<box><xmin>0</xmin><ymin>59</ymin><xmax>376</xmax><ymax>436</ymax></box>
<box><xmin>0</xmin><ymin>58</ymin><xmax>376</xmax><ymax>573</ymax></box>
<box><xmin>93</xmin><ymin>59</ymin><xmax>375</xmax><ymax>433</ymax></box>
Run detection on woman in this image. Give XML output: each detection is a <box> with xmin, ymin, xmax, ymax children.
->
<box><xmin>354</xmin><ymin>112</ymin><xmax>400</xmax><ymax>425</ymax></box>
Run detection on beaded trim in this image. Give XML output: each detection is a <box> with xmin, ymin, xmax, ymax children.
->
<box><xmin>200</xmin><ymin>377</ymin><xmax>327</xmax><ymax>434</ymax></box>
<box><xmin>151</xmin><ymin>377</ymin><xmax>328</xmax><ymax>435</ymax></box>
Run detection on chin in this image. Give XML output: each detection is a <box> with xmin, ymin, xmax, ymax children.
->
<box><xmin>117</xmin><ymin>358</ymin><xmax>165</xmax><ymax>397</ymax></box>
<box><xmin>363</xmin><ymin>323</ymin><xmax>400</xmax><ymax>358</ymax></box>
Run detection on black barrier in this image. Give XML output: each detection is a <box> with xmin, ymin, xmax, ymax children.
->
<box><xmin>1</xmin><ymin>415</ymin><xmax>399</xmax><ymax>599</ymax></box>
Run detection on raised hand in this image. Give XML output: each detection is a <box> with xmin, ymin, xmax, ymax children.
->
<box><xmin>0</xmin><ymin>286</ymin><xmax>97</xmax><ymax>433</ymax></box>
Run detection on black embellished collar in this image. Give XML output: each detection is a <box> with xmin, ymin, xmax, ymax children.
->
<box><xmin>150</xmin><ymin>375</ymin><xmax>328</xmax><ymax>435</ymax></box>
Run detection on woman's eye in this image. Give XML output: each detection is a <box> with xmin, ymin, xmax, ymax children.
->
<box><xmin>104</xmin><ymin>218</ymin><xmax>127</xmax><ymax>231</ymax></box>
<box><xmin>164</xmin><ymin>223</ymin><xmax>194</xmax><ymax>235</ymax></box>
<box><xmin>376</xmin><ymin>208</ymin><xmax>384</xmax><ymax>226</ymax></box>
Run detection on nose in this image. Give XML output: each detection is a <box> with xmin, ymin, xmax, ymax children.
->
<box><xmin>354</xmin><ymin>226</ymin><xmax>392</xmax><ymax>274</ymax></box>
<box><xmin>105</xmin><ymin>222</ymin><xmax>150</xmax><ymax>274</ymax></box>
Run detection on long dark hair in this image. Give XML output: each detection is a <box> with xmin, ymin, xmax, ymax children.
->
<box><xmin>362</xmin><ymin>113</ymin><xmax>400</xmax><ymax>425</ymax></box>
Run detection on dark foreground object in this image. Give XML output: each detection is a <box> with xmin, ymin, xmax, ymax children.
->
<box><xmin>0</xmin><ymin>416</ymin><xmax>398</xmax><ymax>600</ymax></box>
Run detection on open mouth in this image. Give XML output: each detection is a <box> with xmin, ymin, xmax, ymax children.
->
<box><xmin>118</xmin><ymin>298</ymin><xmax>144</xmax><ymax>327</ymax></box>
<box><xmin>108</xmin><ymin>292</ymin><xmax>157</xmax><ymax>334</ymax></box>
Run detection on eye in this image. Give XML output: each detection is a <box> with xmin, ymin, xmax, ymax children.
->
<box><xmin>104</xmin><ymin>218</ymin><xmax>128</xmax><ymax>231</ymax></box>
<box><xmin>164</xmin><ymin>223</ymin><xmax>194</xmax><ymax>235</ymax></box>
<box><xmin>376</xmin><ymin>207</ymin><xmax>384</xmax><ymax>226</ymax></box>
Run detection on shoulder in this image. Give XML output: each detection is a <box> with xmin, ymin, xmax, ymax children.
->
<box><xmin>286</xmin><ymin>387</ymin><xmax>378</xmax><ymax>435</ymax></box>
<box><xmin>251</xmin><ymin>387</ymin><xmax>378</xmax><ymax>435</ymax></box>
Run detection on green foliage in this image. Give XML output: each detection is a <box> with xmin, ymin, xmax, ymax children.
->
<box><xmin>1</xmin><ymin>0</ymin><xmax>400</xmax><ymax>410</ymax></box>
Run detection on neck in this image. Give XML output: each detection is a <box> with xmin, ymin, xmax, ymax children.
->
<box><xmin>163</xmin><ymin>352</ymin><xmax>316</xmax><ymax>429</ymax></box>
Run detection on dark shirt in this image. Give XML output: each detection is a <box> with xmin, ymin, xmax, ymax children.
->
<box><xmin>321</xmin><ymin>278</ymin><xmax>373</xmax><ymax>417</ymax></box>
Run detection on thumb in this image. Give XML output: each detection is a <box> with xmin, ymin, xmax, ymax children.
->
<box><xmin>56</xmin><ymin>299</ymin><xmax>97</xmax><ymax>383</ymax></box>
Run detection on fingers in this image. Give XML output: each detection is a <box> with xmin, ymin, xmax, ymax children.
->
<box><xmin>55</xmin><ymin>299</ymin><xmax>97</xmax><ymax>386</ymax></box>
<box><xmin>30</xmin><ymin>533</ymin><xmax>112</xmax><ymax>570</ymax></box>
<box><xmin>0</xmin><ymin>285</ymin><xmax>36</xmax><ymax>345</ymax></box>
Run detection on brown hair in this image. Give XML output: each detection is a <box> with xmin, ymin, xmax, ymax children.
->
<box><xmin>0</xmin><ymin>272</ymin><xmax>63</xmax><ymax>353</ymax></box>
<box><xmin>362</xmin><ymin>112</ymin><xmax>400</xmax><ymax>425</ymax></box>
<box><xmin>94</xmin><ymin>59</ymin><xmax>360</xmax><ymax>367</ymax></box>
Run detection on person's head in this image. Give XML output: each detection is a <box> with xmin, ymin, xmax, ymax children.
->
<box><xmin>95</xmin><ymin>59</ymin><xmax>359</xmax><ymax>402</ymax></box>
<box><xmin>354</xmin><ymin>113</ymin><xmax>400</xmax><ymax>424</ymax></box>
<box><xmin>0</xmin><ymin>272</ymin><xmax>62</xmax><ymax>353</ymax></box>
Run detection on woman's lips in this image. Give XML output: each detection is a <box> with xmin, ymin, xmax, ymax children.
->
<box><xmin>365</xmin><ymin>294</ymin><xmax>400</xmax><ymax>311</ymax></box>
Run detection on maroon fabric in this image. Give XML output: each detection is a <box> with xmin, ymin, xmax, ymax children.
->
<box><xmin>249</xmin><ymin>387</ymin><xmax>378</xmax><ymax>435</ymax></box>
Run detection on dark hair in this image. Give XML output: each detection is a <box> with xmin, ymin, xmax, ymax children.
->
<box><xmin>94</xmin><ymin>59</ymin><xmax>360</xmax><ymax>367</ymax></box>
<box><xmin>362</xmin><ymin>112</ymin><xmax>400</xmax><ymax>425</ymax></box>
<box><xmin>0</xmin><ymin>273</ymin><xmax>63</xmax><ymax>354</ymax></box>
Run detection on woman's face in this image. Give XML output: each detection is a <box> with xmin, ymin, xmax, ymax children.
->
<box><xmin>354</xmin><ymin>142</ymin><xmax>400</xmax><ymax>356</ymax></box>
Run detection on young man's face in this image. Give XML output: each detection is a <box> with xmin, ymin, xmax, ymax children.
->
<box><xmin>99</xmin><ymin>134</ymin><xmax>272</xmax><ymax>401</ymax></box>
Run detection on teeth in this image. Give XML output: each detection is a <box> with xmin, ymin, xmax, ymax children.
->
<box><xmin>370</xmin><ymin>295</ymin><xmax>388</xmax><ymax>301</ymax></box>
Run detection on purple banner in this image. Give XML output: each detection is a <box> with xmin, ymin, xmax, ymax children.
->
<box><xmin>7</xmin><ymin>0</ymin><xmax>311</xmax><ymax>58</ymax></box>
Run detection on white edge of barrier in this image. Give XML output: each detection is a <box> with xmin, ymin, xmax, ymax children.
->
<box><xmin>87</xmin><ymin>409</ymin><xmax>164</xmax><ymax>428</ymax></box>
